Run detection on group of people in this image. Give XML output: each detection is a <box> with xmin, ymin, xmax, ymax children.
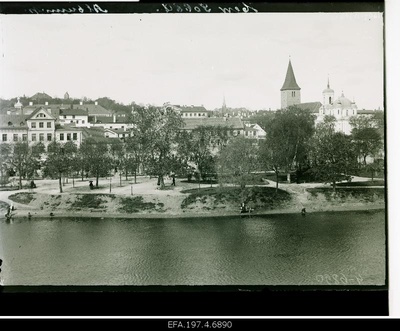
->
<box><xmin>5</xmin><ymin>204</ymin><xmax>15</xmax><ymax>219</ymax></box>
<box><xmin>240</xmin><ymin>202</ymin><xmax>253</xmax><ymax>215</ymax></box>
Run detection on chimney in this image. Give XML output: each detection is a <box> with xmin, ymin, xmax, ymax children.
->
<box><xmin>29</xmin><ymin>101</ymin><xmax>33</xmax><ymax>106</ymax></box>
<box><xmin>45</xmin><ymin>101</ymin><xmax>48</xmax><ymax>106</ymax></box>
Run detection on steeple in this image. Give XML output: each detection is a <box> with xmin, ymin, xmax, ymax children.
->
<box><xmin>280</xmin><ymin>58</ymin><xmax>301</xmax><ymax>109</ymax></box>
<box><xmin>280</xmin><ymin>59</ymin><xmax>301</xmax><ymax>91</ymax></box>
<box><xmin>222</xmin><ymin>95</ymin><xmax>227</xmax><ymax>114</ymax></box>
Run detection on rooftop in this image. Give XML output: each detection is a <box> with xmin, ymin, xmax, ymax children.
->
<box><xmin>281</xmin><ymin>59</ymin><xmax>301</xmax><ymax>91</ymax></box>
<box><xmin>182</xmin><ymin>117</ymin><xmax>244</xmax><ymax>130</ymax></box>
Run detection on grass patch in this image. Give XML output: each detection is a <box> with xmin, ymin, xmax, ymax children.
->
<box><xmin>8</xmin><ymin>192</ymin><xmax>36</xmax><ymax>205</ymax></box>
<box><xmin>307</xmin><ymin>187</ymin><xmax>385</xmax><ymax>202</ymax></box>
<box><xmin>118</xmin><ymin>196</ymin><xmax>165</xmax><ymax>213</ymax></box>
<box><xmin>70</xmin><ymin>194</ymin><xmax>113</xmax><ymax>209</ymax></box>
<box><xmin>181</xmin><ymin>186</ymin><xmax>291</xmax><ymax>210</ymax></box>
<box><xmin>336</xmin><ymin>180</ymin><xmax>385</xmax><ymax>187</ymax></box>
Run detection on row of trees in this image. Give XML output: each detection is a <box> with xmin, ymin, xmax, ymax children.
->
<box><xmin>0</xmin><ymin>105</ymin><xmax>384</xmax><ymax>193</ymax></box>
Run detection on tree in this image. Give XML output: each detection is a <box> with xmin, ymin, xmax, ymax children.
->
<box><xmin>0</xmin><ymin>143</ymin><xmax>11</xmax><ymax>186</ymax></box>
<box><xmin>310</xmin><ymin>132</ymin><xmax>358</xmax><ymax>191</ymax></box>
<box><xmin>128</xmin><ymin>105</ymin><xmax>184</xmax><ymax>188</ymax></box>
<box><xmin>8</xmin><ymin>142</ymin><xmax>45</xmax><ymax>189</ymax></box>
<box><xmin>177</xmin><ymin>125</ymin><xmax>230</xmax><ymax>182</ymax></box>
<box><xmin>352</xmin><ymin>127</ymin><xmax>383</xmax><ymax>166</ymax></box>
<box><xmin>45</xmin><ymin>141</ymin><xmax>78</xmax><ymax>193</ymax></box>
<box><xmin>216</xmin><ymin>137</ymin><xmax>258</xmax><ymax>189</ymax></box>
<box><xmin>79</xmin><ymin>138</ymin><xmax>113</xmax><ymax>188</ymax></box>
<box><xmin>258</xmin><ymin>138</ymin><xmax>282</xmax><ymax>193</ymax></box>
<box><xmin>266</xmin><ymin>106</ymin><xmax>315</xmax><ymax>183</ymax></box>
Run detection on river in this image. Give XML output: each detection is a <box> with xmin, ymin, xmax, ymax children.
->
<box><xmin>0</xmin><ymin>210</ymin><xmax>385</xmax><ymax>286</ymax></box>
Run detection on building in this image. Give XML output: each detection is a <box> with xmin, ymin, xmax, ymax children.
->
<box><xmin>59</xmin><ymin>108</ymin><xmax>89</xmax><ymax>127</ymax></box>
<box><xmin>279</xmin><ymin>58</ymin><xmax>382</xmax><ymax>136</ymax></box>
<box><xmin>181</xmin><ymin>117</ymin><xmax>245</xmax><ymax>137</ymax></box>
<box><xmin>243</xmin><ymin>123</ymin><xmax>266</xmax><ymax>139</ymax></box>
<box><xmin>280</xmin><ymin>59</ymin><xmax>301</xmax><ymax>109</ymax></box>
<box><xmin>0</xmin><ymin>108</ymin><xmax>83</xmax><ymax>146</ymax></box>
<box><xmin>179</xmin><ymin>105</ymin><xmax>211</xmax><ymax>118</ymax></box>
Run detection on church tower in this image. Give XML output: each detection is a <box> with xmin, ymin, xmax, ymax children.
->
<box><xmin>280</xmin><ymin>59</ymin><xmax>301</xmax><ymax>109</ymax></box>
<box><xmin>322</xmin><ymin>77</ymin><xmax>334</xmax><ymax>106</ymax></box>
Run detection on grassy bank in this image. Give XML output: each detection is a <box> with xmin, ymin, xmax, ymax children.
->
<box><xmin>306</xmin><ymin>187</ymin><xmax>385</xmax><ymax>203</ymax></box>
<box><xmin>180</xmin><ymin>186</ymin><xmax>291</xmax><ymax>212</ymax></box>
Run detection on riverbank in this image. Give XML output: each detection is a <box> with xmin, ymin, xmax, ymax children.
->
<box><xmin>0</xmin><ymin>176</ymin><xmax>385</xmax><ymax>220</ymax></box>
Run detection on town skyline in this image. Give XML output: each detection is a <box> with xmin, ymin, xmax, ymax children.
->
<box><xmin>0</xmin><ymin>12</ymin><xmax>384</xmax><ymax>111</ymax></box>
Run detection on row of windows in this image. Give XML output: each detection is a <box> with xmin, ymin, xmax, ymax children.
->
<box><xmin>183</xmin><ymin>113</ymin><xmax>207</xmax><ymax>117</ymax></box>
<box><xmin>2</xmin><ymin>132</ymin><xmax>78</xmax><ymax>142</ymax></box>
<box><xmin>59</xmin><ymin>133</ymin><xmax>78</xmax><ymax>141</ymax></box>
<box><xmin>31</xmin><ymin>122</ymin><xmax>52</xmax><ymax>129</ymax></box>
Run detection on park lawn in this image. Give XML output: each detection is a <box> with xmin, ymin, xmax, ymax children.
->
<box><xmin>181</xmin><ymin>186</ymin><xmax>291</xmax><ymax>211</ymax></box>
<box><xmin>118</xmin><ymin>196</ymin><xmax>165</xmax><ymax>213</ymax></box>
<box><xmin>70</xmin><ymin>194</ymin><xmax>116</xmax><ymax>209</ymax></box>
<box><xmin>336</xmin><ymin>180</ymin><xmax>385</xmax><ymax>187</ymax></box>
<box><xmin>307</xmin><ymin>187</ymin><xmax>385</xmax><ymax>203</ymax></box>
<box><xmin>8</xmin><ymin>192</ymin><xmax>37</xmax><ymax>205</ymax></box>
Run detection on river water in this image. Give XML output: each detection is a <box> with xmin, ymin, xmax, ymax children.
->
<box><xmin>0</xmin><ymin>210</ymin><xmax>385</xmax><ymax>286</ymax></box>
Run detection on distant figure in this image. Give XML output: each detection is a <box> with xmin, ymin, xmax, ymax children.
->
<box><xmin>89</xmin><ymin>181</ymin><xmax>94</xmax><ymax>190</ymax></box>
<box><xmin>171</xmin><ymin>173</ymin><xmax>176</xmax><ymax>186</ymax></box>
<box><xmin>301</xmin><ymin>208</ymin><xmax>306</xmax><ymax>216</ymax></box>
<box><xmin>240</xmin><ymin>202</ymin><xmax>247</xmax><ymax>214</ymax></box>
<box><xmin>10</xmin><ymin>204</ymin><xmax>15</xmax><ymax>211</ymax></box>
<box><xmin>50</xmin><ymin>212</ymin><xmax>54</xmax><ymax>217</ymax></box>
<box><xmin>30</xmin><ymin>180</ymin><xmax>36</xmax><ymax>189</ymax></box>
<box><xmin>28</xmin><ymin>212</ymin><xmax>32</xmax><ymax>219</ymax></box>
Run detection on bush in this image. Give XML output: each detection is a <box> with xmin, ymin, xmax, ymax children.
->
<box><xmin>118</xmin><ymin>196</ymin><xmax>164</xmax><ymax>213</ymax></box>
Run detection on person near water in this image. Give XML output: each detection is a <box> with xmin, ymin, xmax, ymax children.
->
<box><xmin>301</xmin><ymin>208</ymin><xmax>306</xmax><ymax>216</ymax></box>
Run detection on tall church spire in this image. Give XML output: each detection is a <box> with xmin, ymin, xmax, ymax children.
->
<box><xmin>280</xmin><ymin>58</ymin><xmax>301</xmax><ymax>109</ymax></box>
<box><xmin>280</xmin><ymin>59</ymin><xmax>301</xmax><ymax>91</ymax></box>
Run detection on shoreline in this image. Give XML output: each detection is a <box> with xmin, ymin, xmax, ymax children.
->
<box><xmin>3</xmin><ymin>204</ymin><xmax>385</xmax><ymax>220</ymax></box>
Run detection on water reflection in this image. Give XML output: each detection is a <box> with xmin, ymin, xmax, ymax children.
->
<box><xmin>0</xmin><ymin>210</ymin><xmax>385</xmax><ymax>286</ymax></box>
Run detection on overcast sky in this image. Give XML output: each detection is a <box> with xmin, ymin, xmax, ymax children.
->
<box><xmin>0</xmin><ymin>12</ymin><xmax>383</xmax><ymax>110</ymax></box>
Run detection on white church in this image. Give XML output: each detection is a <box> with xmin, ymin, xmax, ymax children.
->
<box><xmin>280</xmin><ymin>59</ymin><xmax>379</xmax><ymax>135</ymax></box>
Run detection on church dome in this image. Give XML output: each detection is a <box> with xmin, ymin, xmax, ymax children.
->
<box><xmin>323</xmin><ymin>87</ymin><xmax>334</xmax><ymax>93</ymax></box>
<box><xmin>14</xmin><ymin>97</ymin><xmax>23</xmax><ymax>108</ymax></box>
<box><xmin>333</xmin><ymin>93</ymin><xmax>352</xmax><ymax>108</ymax></box>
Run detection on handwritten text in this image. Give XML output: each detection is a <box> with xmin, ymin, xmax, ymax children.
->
<box><xmin>28</xmin><ymin>4</ymin><xmax>108</xmax><ymax>14</ymax></box>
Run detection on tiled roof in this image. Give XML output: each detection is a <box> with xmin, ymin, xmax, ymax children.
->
<box><xmin>60</xmin><ymin>108</ymin><xmax>88</xmax><ymax>116</ymax></box>
<box><xmin>358</xmin><ymin>109</ymin><xmax>384</xmax><ymax>115</ymax></box>
<box><xmin>180</xmin><ymin>106</ymin><xmax>209</xmax><ymax>113</ymax></box>
<box><xmin>0</xmin><ymin>114</ymin><xmax>29</xmax><ymax>128</ymax></box>
<box><xmin>182</xmin><ymin>117</ymin><xmax>244</xmax><ymax>130</ymax></box>
<box><xmin>88</xmin><ymin>115</ymin><xmax>129</xmax><ymax>124</ymax></box>
<box><xmin>27</xmin><ymin>107</ymin><xmax>56</xmax><ymax>120</ymax></box>
<box><xmin>281</xmin><ymin>60</ymin><xmax>301</xmax><ymax>91</ymax></box>
<box><xmin>295</xmin><ymin>102</ymin><xmax>322</xmax><ymax>113</ymax></box>
<box><xmin>72</xmin><ymin>104</ymin><xmax>111</xmax><ymax>115</ymax></box>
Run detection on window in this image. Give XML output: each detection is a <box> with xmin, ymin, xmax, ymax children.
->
<box><xmin>60</xmin><ymin>133</ymin><xmax>64</xmax><ymax>141</ymax></box>
<box><xmin>190</xmin><ymin>113</ymin><xmax>192</xmax><ymax>117</ymax></box>
<box><xmin>47</xmin><ymin>122</ymin><xmax>51</xmax><ymax>128</ymax></box>
<box><xmin>31</xmin><ymin>122</ymin><xmax>36</xmax><ymax>128</ymax></box>
<box><xmin>39</xmin><ymin>133</ymin><xmax>44</xmax><ymax>141</ymax></box>
<box><xmin>67</xmin><ymin>133</ymin><xmax>71</xmax><ymax>141</ymax></box>
<box><xmin>338</xmin><ymin>109</ymin><xmax>340</xmax><ymax>115</ymax></box>
<box><xmin>64</xmin><ymin>115</ymin><xmax>67</xmax><ymax>119</ymax></box>
<box><xmin>47</xmin><ymin>133</ymin><xmax>52</xmax><ymax>141</ymax></box>
<box><xmin>72</xmin><ymin>115</ymin><xmax>75</xmax><ymax>119</ymax></box>
<box><xmin>2</xmin><ymin>134</ymin><xmax>7</xmax><ymax>142</ymax></box>
<box><xmin>70</xmin><ymin>121</ymin><xmax>73</xmax><ymax>123</ymax></box>
<box><xmin>73</xmin><ymin>133</ymin><xmax>77</xmax><ymax>140</ymax></box>
<box><xmin>329</xmin><ymin>96</ymin><xmax>332</xmax><ymax>104</ymax></box>
<box><xmin>22</xmin><ymin>134</ymin><xmax>27</xmax><ymax>141</ymax></box>
<box><xmin>121</xmin><ymin>126</ymin><xmax>124</xmax><ymax>129</ymax></box>
<box><xmin>13</xmin><ymin>134</ymin><xmax>18</xmax><ymax>141</ymax></box>
<box><xmin>39</xmin><ymin>122</ymin><xmax>44</xmax><ymax>128</ymax></box>
<box><xmin>8</xmin><ymin>121</ymin><xmax>12</xmax><ymax>126</ymax></box>
<box><xmin>32</xmin><ymin>134</ymin><xmax>37</xmax><ymax>141</ymax></box>
<box><xmin>82</xmin><ymin>120</ymin><xmax>85</xmax><ymax>124</ymax></box>
<box><xmin>245</xmin><ymin>131</ymin><xmax>248</xmax><ymax>136</ymax></box>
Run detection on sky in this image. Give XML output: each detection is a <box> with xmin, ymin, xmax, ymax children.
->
<box><xmin>0</xmin><ymin>12</ymin><xmax>384</xmax><ymax>110</ymax></box>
